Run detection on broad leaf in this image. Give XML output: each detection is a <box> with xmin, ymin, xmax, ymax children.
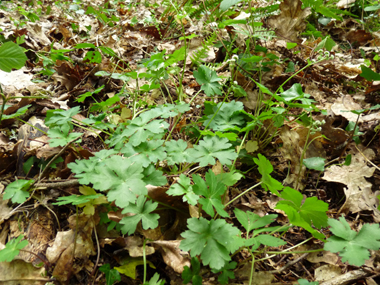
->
<box><xmin>182</xmin><ymin>257</ymin><xmax>202</xmax><ymax>285</ymax></box>
<box><xmin>167</xmin><ymin>174</ymin><xmax>199</xmax><ymax>205</ymax></box>
<box><xmin>48</xmin><ymin>126</ymin><xmax>82</xmax><ymax>147</ymax></box>
<box><xmin>253</xmin><ymin>154</ymin><xmax>283</xmax><ymax>195</ymax></box>
<box><xmin>220</xmin><ymin>0</ymin><xmax>242</xmax><ymax>11</ymax></box>
<box><xmin>203</xmin><ymin>101</ymin><xmax>245</xmax><ymax>131</ymax></box>
<box><xmin>211</xmin><ymin>261</ymin><xmax>237</xmax><ymax>284</ymax></box>
<box><xmin>77</xmin><ymin>155</ymin><xmax>147</xmax><ymax>208</ymax></box>
<box><xmin>0</xmin><ymin>42</ymin><xmax>27</xmax><ymax>72</ymax></box>
<box><xmin>99</xmin><ymin>264</ymin><xmax>121</xmax><ymax>285</ymax></box>
<box><xmin>360</xmin><ymin>65</ymin><xmax>380</xmax><ymax>81</ymax></box>
<box><xmin>193</xmin><ymin>65</ymin><xmax>222</xmax><ymax>96</ymax></box>
<box><xmin>144</xmin><ymin>273</ymin><xmax>165</xmax><ymax>285</ymax></box>
<box><xmin>120</xmin><ymin>196</ymin><xmax>159</xmax><ymax>235</ymax></box>
<box><xmin>1</xmin><ymin>105</ymin><xmax>31</xmax><ymax>120</ymax></box>
<box><xmin>193</xmin><ymin>170</ymin><xmax>228</xmax><ymax>217</ymax></box>
<box><xmin>121</xmin><ymin>140</ymin><xmax>167</xmax><ymax>167</ymax></box>
<box><xmin>45</xmin><ymin>106</ymin><xmax>81</xmax><ymax>128</ymax></box>
<box><xmin>180</xmin><ymin>217</ymin><xmax>240</xmax><ymax>270</ymax></box>
<box><xmin>189</xmin><ymin>136</ymin><xmax>237</xmax><ymax>167</ymax></box>
<box><xmin>0</xmin><ymin>235</ymin><xmax>28</xmax><ymax>262</ymax></box>
<box><xmin>165</xmin><ymin>140</ymin><xmax>195</xmax><ymax>165</ymax></box>
<box><xmin>234</xmin><ymin>208</ymin><xmax>277</xmax><ymax>233</ymax></box>
<box><xmin>276</xmin><ymin>187</ymin><xmax>328</xmax><ymax>229</ymax></box>
<box><xmin>324</xmin><ymin>217</ymin><xmax>380</xmax><ymax>266</ymax></box>
<box><xmin>4</xmin><ymin>179</ymin><xmax>33</xmax><ymax>204</ymax></box>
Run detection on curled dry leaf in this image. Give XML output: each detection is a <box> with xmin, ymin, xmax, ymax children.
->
<box><xmin>152</xmin><ymin>240</ymin><xmax>190</xmax><ymax>274</ymax></box>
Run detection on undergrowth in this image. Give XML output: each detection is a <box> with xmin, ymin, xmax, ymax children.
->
<box><xmin>1</xmin><ymin>0</ymin><xmax>380</xmax><ymax>284</ymax></box>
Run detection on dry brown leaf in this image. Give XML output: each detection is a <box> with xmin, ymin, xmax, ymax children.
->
<box><xmin>0</xmin><ymin>195</ymin><xmax>11</xmax><ymax>226</ymax></box>
<box><xmin>315</xmin><ymin>264</ymin><xmax>342</xmax><ymax>282</ymax></box>
<box><xmin>124</xmin><ymin>236</ymin><xmax>155</xmax><ymax>257</ymax></box>
<box><xmin>152</xmin><ymin>240</ymin><xmax>190</xmax><ymax>273</ymax></box>
<box><xmin>267</xmin><ymin>0</ymin><xmax>311</xmax><ymax>42</ymax></box>
<box><xmin>322</xmin><ymin>149</ymin><xmax>380</xmax><ymax>221</ymax></box>
<box><xmin>331</xmin><ymin>95</ymin><xmax>380</xmax><ymax>122</ymax></box>
<box><xmin>46</xmin><ymin>214</ymin><xmax>96</xmax><ymax>282</ymax></box>
<box><xmin>0</xmin><ymin>259</ymin><xmax>48</xmax><ymax>285</ymax></box>
<box><xmin>307</xmin><ymin>250</ymin><xmax>339</xmax><ymax>265</ymax></box>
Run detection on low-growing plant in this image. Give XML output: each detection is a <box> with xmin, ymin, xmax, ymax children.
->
<box><xmin>1</xmin><ymin>2</ymin><xmax>379</xmax><ymax>283</ymax></box>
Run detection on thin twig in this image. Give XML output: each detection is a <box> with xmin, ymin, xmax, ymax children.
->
<box><xmin>267</xmin><ymin>253</ymin><xmax>309</xmax><ymax>274</ymax></box>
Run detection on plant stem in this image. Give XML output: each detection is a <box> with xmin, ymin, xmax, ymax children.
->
<box><xmin>224</xmin><ymin>181</ymin><xmax>262</xmax><ymax>207</ymax></box>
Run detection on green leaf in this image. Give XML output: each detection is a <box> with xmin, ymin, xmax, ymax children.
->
<box><xmin>99</xmin><ymin>264</ymin><xmax>121</xmax><ymax>285</ymax></box>
<box><xmin>182</xmin><ymin>257</ymin><xmax>202</xmax><ymax>285</ymax></box>
<box><xmin>165</xmin><ymin>46</ymin><xmax>186</xmax><ymax>66</ymax></box>
<box><xmin>286</xmin><ymin>42</ymin><xmax>297</xmax><ymax>49</ymax></box>
<box><xmin>45</xmin><ymin>106</ymin><xmax>81</xmax><ymax>128</ymax></box>
<box><xmin>189</xmin><ymin>136</ymin><xmax>237</xmax><ymax>167</ymax></box>
<box><xmin>297</xmin><ymin>279</ymin><xmax>319</xmax><ymax>285</ymax></box>
<box><xmin>121</xmin><ymin>140</ymin><xmax>166</xmax><ymax>167</ymax></box>
<box><xmin>1</xmin><ymin>105</ymin><xmax>31</xmax><ymax>120</ymax></box>
<box><xmin>84</xmin><ymin>50</ymin><xmax>102</xmax><ymax>63</ymax></box>
<box><xmin>211</xmin><ymin>261</ymin><xmax>237</xmax><ymax>284</ymax></box>
<box><xmin>276</xmin><ymin>187</ymin><xmax>328</xmax><ymax>229</ymax></box>
<box><xmin>68</xmin><ymin>149</ymin><xmax>117</xmax><ymax>184</ymax></box>
<box><xmin>0</xmin><ymin>42</ymin><xmax>27</xmax><ymax>72</ymax></box>
<box><xmin>253</xmin><ymin>154</ymin><xmax>283</xmax><ymax>195</ymax></box>
<box><xmin>203</xmin><ymin>101</ymin><xmax>245</xmax><ymax>131</ymax></box>
<box><xmin>75</xmin><ymin>43</ymin><xmax>96</xmax><ymax>49</ymax></box>
<box><xmin>193</xmin><ymin>170</ymin><xmax>228</xmax><ymax>217</ymax></box>
<box><xmin>52</xmin><ymin>194</ymin><xmax>102</xmax><ymax>206</ymax></box>
<box><xmin>314</xmin><ymin>36</ymin><xmax>336</xmax><ymax>52</ymax></box>
<box><xmin>79</xmin><ymin>155</ymin><xmax>147</xmax><ymax>208</ymax></box>
<box><xmin>324</xmin><ymin>217</ymin><xmax>380</xmax><ymax>266</ymax></box>
<box><xmin>303</xmin><ymin>157</ymin><xmax>325</xmax><ymax>171</ymax></box>
<box><xmin>4</xmin><ymin>179</ymin><xmax>33</xmax><ymax>204</ymax></box>
<box><xmin>99</xmin><ymin>46</ymin><xmax>117</xmax><ymax>57</ymax></box>
<box><xmin>120</xmin><ymin>196</ymin><xmax>159</xmax><ymax>235</ymax></box>
<box><xmin>48</xmin><ymin>126</ymin><xmax>82</xmax><ymax>147</ymax></box>
<box><xmin>360</xmin><ymin>66</ymin><xmax>380</xmax><ymax>81</ymax></box>
<box><xmin>180</xmin><ymin>217</ymin><xmax>240</xmax><ymax>270</ymax></box>
<box><xmin>167</xmin><ymin>174</ymin><xmax>199</xmax><ymax>205</ymax></box>
<box><xmin>107</xmin><ymin>116</ymin><xmax>168</xmax><ymax>148</ymax></box>
<box><xmin>280</xmin><ymin>83</ymin><xmax>304</xmax><ymax>102</ymax></box>
<box><xmin>253</xmin><ymin>80</ymin><xmax>274</xmax><ymax>96</ymax></box>
<box><xmin>364</xmin><ymin>4</ymin><xmax>380</xmax><ymax>11</ymax></box>
<box><xmin>217</xmin><ymin>170</ymin><xmax>243</xmax><ymax>186</ymax></box>
<box><xmin>144</xmin><ymin>273</ymin><xmax>165</xmax><ymax>285</ymax></box>
<box><xmin>220</xmin><ymin>0</ymin><xmax>242</xmax><ymax>11</ymax></box>
<box><xmin>76</xmin><ymin>186</ymin><xmax>108</xmax><ymax>215</ymax></box>
<box><xmin>234</xmin><ymin>208</ymin><xmax>277</xmax><ymax>233</ymax></box>
<box><xmin>193</xmin><ymin>65</ymin><xmax>222</xmax><ymax>97</ymax></box>
<box><xmin>90</xmin><ymin>95</ymin><xmax>120</xmax><ymax>112</ymax></box>
<box><xmin>0</xmin><ymin>235</ymin><xmax>28</xmax><ymax>262</ymax></box>
<box><xmin>114</xmin><ymin>257</ymin><xmax>156</xmax><ymax>279</ymax></box>
<box><xmin>254</xmin><ymin>234</ymin><xmax>286</xmax><ymax>247</ymax></box>
<box><xmin>165</xmin><ymin>140</ymin><xmax>195</xmax><ymax>165</ymax></box>
<box><xmin>142</xmin><ymin>164</ymin><xmax>167</xmax><ymax>186</ymax></box>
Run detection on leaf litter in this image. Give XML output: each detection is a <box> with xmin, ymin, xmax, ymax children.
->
<box><xmin>0</xmin><ymin>0</ymin><xmax>380</xmax><ymax>284</ymax></box>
